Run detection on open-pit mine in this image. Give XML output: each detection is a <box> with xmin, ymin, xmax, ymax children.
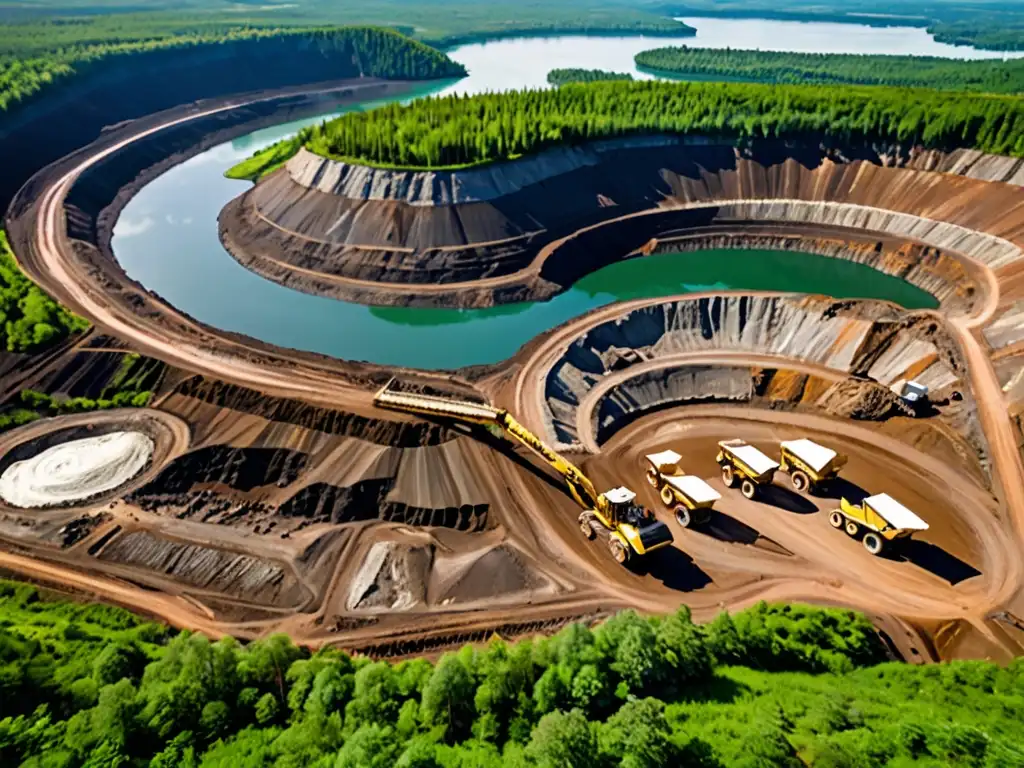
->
<box><xmin>3</xmin><ymin>74</ymin><xmax>1024</xmax><ymax>665</ymax></box>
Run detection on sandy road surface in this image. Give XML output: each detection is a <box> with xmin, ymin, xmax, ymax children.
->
<box><xmin>6</xmin><ymin>84</ymin><xmax>1024</xmax><ymax>659</ymax></box>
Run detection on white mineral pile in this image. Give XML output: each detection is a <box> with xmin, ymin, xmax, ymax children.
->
<box><xmin>0</xmin><ymin>431</ymin><xmax>154</xmax><ymax>508</ymax></box>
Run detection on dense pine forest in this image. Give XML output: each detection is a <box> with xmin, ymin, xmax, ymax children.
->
<box><xmin>926</xmin><ymin>20</ymin><xmax>1024</xmax><ymax>51</ymax></box>
<box><xmin>1</xmin><ymin>580</ymin><xmax>1021</xmax><ymax>767</ymax></box>
<box><xmin>0</xmin><ymin>26</ymin><xmax>465</xmax><ymax>117</ymax></box>
<box><xmin>547</xmin><ymin>69</ymin><xmax>634</xmax><ymax>86</ymax></box>
<box><xmin>634</xmin><ymin>47</ymin><xmax>1024</xmax><ymax>92</ymax></box>
<box><xmin>302</xmin><ymin>79</ymin><xmax>1024</xmax><ymax>170</ymax></box>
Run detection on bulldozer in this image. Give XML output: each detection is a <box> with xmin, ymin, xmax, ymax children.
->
<box><xmin>373</xmin><ymin>379</ymin><xmax>673</xmax><ymax>565</ymax></box>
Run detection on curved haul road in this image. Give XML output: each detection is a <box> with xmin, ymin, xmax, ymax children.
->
<box><xmin>6</xmin><ymin>88</ymin><xmax>1024</xmax><ymax>660</ymax></box>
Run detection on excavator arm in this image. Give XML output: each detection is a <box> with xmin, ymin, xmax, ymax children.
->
<box><xmin>496</xmin><ymin>411</ymin><xmax>601</xmax><ymax>511</ymax></box>
<box><xmin>372</xmin><ymin>379</ymin><xmax>600</xmax><ymax>511</ymax></box>
<box><xmin>372</xmin><ymin>379</ymin><xmax>672</xmax><ymax>559</ymax></box>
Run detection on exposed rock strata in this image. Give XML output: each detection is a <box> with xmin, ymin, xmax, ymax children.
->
<box><xmin>648</xmin><ymin>232</ymin><xmax>971</xmax><ymax>310</ymax></box>
<box><xmin>97</xmin><ymin>530</ymin><xmax>306</xmax><ymax>607</ymax></box>
<box><xmin>589</xmin><ymin>365</ymin><xmax>913</xmax><ymax>445</ymax></box>
<box><xmin>221</xmin><ymin>139</ymin><xmax>1024</xmax><ymax>310</ymax></box>
<box><xmin>539</xmin><ymin>294</ymin><xmax>973</xmax><ymax>453</ymax></box>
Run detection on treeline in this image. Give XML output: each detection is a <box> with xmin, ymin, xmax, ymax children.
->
<box><xmin>422</xmin><ymin>18</ymin><xmax>693</xmax><ymax>49</ymax></box>
<box><xmin>0</xmin><ymin>3</ymin><xmax>694</xmax><ymax>58</ymax></box>
<box><xmin>928</xmin><ymin>20</ymin><xmax>1024</xmax><ymax>51</ymax></box>
<box><xmin>0</xmin><ymin>388</ymin><xmax>153</xmax><ymax>433</ymax></box>
<box><xmin>547</xmin><ymin>68</ymin><xmax>634</xmax><ymax>86</ymax></box>
<box><xmin>304</xmin><ymin>79</ymin><xmax>1024</xmax><ymax>169</ymax></box>
<box><xmin>1</xmin><ymin>582</ymin><xmax>1022</xmax><ymax>767</ymax></box>
<box><xmin>0</xmin><ymin>26</ymin><xmax>465</xmax><ymax>117</ymax></box>
<box><xmin>0</xmin><ymin>352</ymin><xmax>159</xmax><ymax>433</ymax></box>
<box><xmin>0</xmin><ymin>230</ymin><xmax>88</xmax><ymax>353</ymax></box>
<box><xmin>634</xmin><ymin>46</ymin><xmax>1024</xmax><ymax>92</ymax></box>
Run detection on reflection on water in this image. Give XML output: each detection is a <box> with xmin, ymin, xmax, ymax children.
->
<box><xmin>113</xmin><ymin>22</ymin><xmax>961</xmax><ymax>369</ymax></box>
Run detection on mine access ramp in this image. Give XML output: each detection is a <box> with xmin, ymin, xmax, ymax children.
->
<box><xmin>645</xmin><ymin>449</ymin><xmax>720</xmax><ymax>528</ymax></box>
<box><xmin>373</xmin><ymin>378</ymin><xmax>673</xmax><ymax>565</ymax></box>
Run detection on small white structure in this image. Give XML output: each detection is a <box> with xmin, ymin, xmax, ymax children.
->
<box><xmin>893</xmin><ymin>379</ymin><xmax>929</xmax><ymax>404</ymax></box>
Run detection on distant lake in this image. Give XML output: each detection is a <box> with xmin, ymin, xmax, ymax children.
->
<box><xmin>438</xmin><ymin>16</ymin><xmax>1022</xmax><ymax>95</ymax></box>
<box><xmin>113</xmin><ymin>19</ymin><xmax>987</xmax><ymax>368</ymax></box>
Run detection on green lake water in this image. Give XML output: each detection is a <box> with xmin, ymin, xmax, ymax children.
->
<box><xmin>111</xmin><ymin>20</ymin><xmax>959</xmax><ymax>369</ymax></box>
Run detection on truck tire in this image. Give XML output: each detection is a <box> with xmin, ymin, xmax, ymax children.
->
<box><xmin>741</xmin><ymin>479</ymin><xmax>757</xmax><ymax>499</ymax></box>
<box><xmin>791</xmin><ymin>470</ymin><xmax>810</xmax><ymax>493</ymax></box>
<box><xmin>863</xmin><ymin>532</ymin><xmax>885</xmax><ymax>555</ymax></box>
<box><xmin>722</xmin><ymin>464</ymin><xmax>737</xmax><ymax>488</ymax></box>
<box><xmin>646</xmin><ymin>467</ymin><xmax>659</xmax><ymax>488</ymax></box>
<box><xmin>845</xmin><ymin>520</ymin><xmax>859</xmax><ymax>537</ymax></box>
<box><xmin>578</xmin><ymin>512</ymin><xmax>596</xmax><ymax>540</ymax></box>
<box><xmin>828</xmin><ymin>511</ymin><xmax>844</xmax><ymax>529</ymax></box>
<box><xmin>608</xmin><ymin>538</ymin><xmax>630</xmax><ymax>564</ymax></box>
<box><xmin>660</xmin><ymin>485</ymin><xmax>675</xmax><ymax>507</ymax></box>
<box><xmin>675</xmin><ymin>506</ymin><xmax>692</xmax><ymax>528</ymax></box>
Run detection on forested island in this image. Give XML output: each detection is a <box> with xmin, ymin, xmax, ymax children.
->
<box><xmin>925</xmin><ymin>20</ymin><xmax>1024</xmax><ymax>51</ymax></box>
<box><xmin>634</xmin><ymin>47</ymin><xmax>1024</xmax><ymax>92</ymax></box>
<box><xmin>547</xmin><ymin>69</ymin><xmax>634</xmax><ymax>86</ymax></box>
<box><xmin>274</xmin><ymin>80</ymin><xmax>1024</xmax><ymax>171</ymax></box>
<box><xmin>1</xmin><ymin>580</ymin><xmax>1021</xmax><ymax>767</ymax></box>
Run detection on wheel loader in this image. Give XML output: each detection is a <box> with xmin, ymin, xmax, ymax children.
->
<box><xmin>373</xmin><ymin>379</ymin><xmax>673</xmax><ymax>565</ymax></box>
<box><xmin>645</xmin><ymin>449</ymin><xmax>721</xmax><ymax>528</ymax></box>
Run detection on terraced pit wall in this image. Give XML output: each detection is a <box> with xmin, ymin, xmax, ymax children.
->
<box><xmin>222</xmin><ymin>137</ymin><xmax>1024</xmax><ymax>310</ymax></box>
<box><xmin>537</xmin><ymin>294</ymin><xmax>986</xmax><ymax>471</ymax></box>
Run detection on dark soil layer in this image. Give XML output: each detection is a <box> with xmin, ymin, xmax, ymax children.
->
<box><xmin>220</xmin><ymin>139</ymin><xmax>1010</xmax><ymax>309</ymax></box>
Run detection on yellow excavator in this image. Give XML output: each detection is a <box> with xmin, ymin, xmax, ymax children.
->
<box><xmin>373</xmin><ymin>379</ymin><xmax>674</xmax><ymax>565</ymax></box>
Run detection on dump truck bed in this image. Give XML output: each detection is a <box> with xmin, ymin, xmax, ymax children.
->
<box><xmin>646</xmin><ymin>450</ymin><xmax>683</xmax><ymax>474</ymax></box>
<box><xmin>718</xmin><ymin>440</ymin><xmax>779</xmax><ymax>476</ymax></box>
<box><xmin>780</xmin><ymin>438</ymin><xmax>837</xmax><ymax>473</ymax></box>
<box><xmin>665</xmin><ymin>475</ymin><xmax>721</xmax><ymax>506</ymax></box>
<box><xmin>865</xmin><ymin>493</ymin><xmax>929</xmax><ymax>531</ymax></box>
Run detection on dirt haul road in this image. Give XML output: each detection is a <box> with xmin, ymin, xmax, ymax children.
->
<box><xmin>3</xmin><ymin>92</ymin><xmax>1024</xmax><ymax>661</ymax></box>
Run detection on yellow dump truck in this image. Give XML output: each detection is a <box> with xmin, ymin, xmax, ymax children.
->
<box><xmin>717</xmin><ymin>439</ymin><xmax>779</xmax><ymax>500</ymax></box>
<box><xmin>645</xmin><ymin>449</ymin><xmax>721</xmax><ymax>528</ymax></box>
<box><xmin>778</xmin><ymin>438</ymin><xmax>847</xmax><ymax>493</ymax></box>
<box><xmin>829</xmin><ymin>493</ymin><xmax>929</xmax><ymax>555</ymax></box>
<box><xmin>372</xmin><ymin>379</ymin><xmax>673</xmax><ymax>565</ymax></box>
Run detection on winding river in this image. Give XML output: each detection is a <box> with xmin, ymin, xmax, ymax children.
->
<box><xmin>112</xmin><ymin>17</ymin><xmax>987</xmax><ymax>369</ymax></box>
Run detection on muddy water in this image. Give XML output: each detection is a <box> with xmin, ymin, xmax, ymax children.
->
<box><xmin>113</xmin><ymin>19</ymin><xmax>973</xmax><ymax>369</ymax></box>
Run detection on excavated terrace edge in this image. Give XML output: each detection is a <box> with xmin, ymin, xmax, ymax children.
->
<box><xmin>290</xmin><ymin>141</ymin><xmax>1024</xmax><ymax>206</ymax></box>
<box><xmin>220</xmin><ymin>193</ymin><xmax>1004</xmax><ymax>315</ymax></box>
